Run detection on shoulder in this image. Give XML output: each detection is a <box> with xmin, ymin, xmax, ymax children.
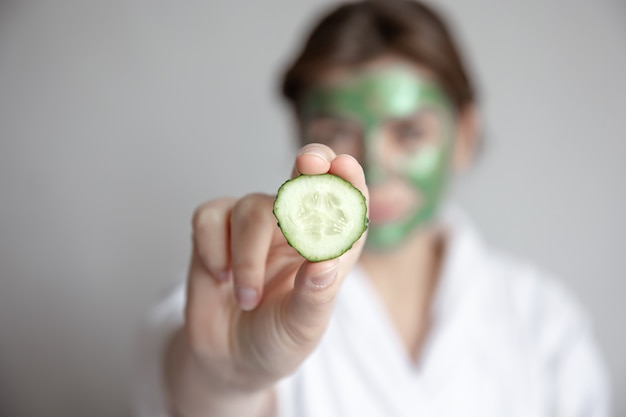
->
<box><xmin>464</xmin><ymin>228</ymin><xmax>601</xmax><ymax>373</ymax></box>
<box><xmin>442</xmin><ymin>206</ymin><xmax>594</xmax><ymax>352</ymax></box>
<box><xmin>478</xmin><ymin>245</ymin><xmax>612</xmax><ymax>415</ymax></box>
<box><xmin>488</xmin><ymin>249</ymin><xmax>590</xmax><ymax>345</ymax></box>
<box><xmin>439</xmin><ymin>205</ymin><xmax>612</xmax><ymax>415</ymax></box>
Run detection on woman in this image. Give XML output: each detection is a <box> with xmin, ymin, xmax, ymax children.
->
<box><xmin>134</xmin><ymin>1</ymin><xmax>611</xmax><ymax>416</ymax></box>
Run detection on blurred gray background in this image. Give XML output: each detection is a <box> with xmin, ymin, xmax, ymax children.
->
<box><xmin>0</xmin><ymin>1</ymin><xmax>624</xmax><ymax>416</ymax></box>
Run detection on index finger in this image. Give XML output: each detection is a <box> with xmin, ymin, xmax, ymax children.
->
<box><xmin>290</xmin><ymin>142</ymin><xmax>368</xmax><ymax>211</ymax></box>
<box><xmin>291</xmin><ymin>143</ymin><xmax>337</xmax><ymax>177</ymax></box>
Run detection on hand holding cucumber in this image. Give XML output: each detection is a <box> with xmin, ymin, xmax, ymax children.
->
<box><xmin>166</xmin><ymin>144</ymin><xmax>368</xmax><ymax>417</ymax></box>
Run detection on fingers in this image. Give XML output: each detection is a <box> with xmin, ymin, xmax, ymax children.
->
<box><xmin>191</xmin><ymin>143</ymin><xmax>368</xmax><ymax>316</ymax></box>
<box><xmin>229</xmin><ymin>194</ymin><xmax>277</xmax><ymax>311</ymax></box>
<box><xmin>192</xmin><ymin>197</ymin><xmax>237</xmax><ymax>281</ymax></box>
<box><xmin>192</xmin><ymin>195</ymin><xmax>278</xmax><ymax>311</ymax></box>
<box><xmin>292</xmin><ymin>143</ymin><xmax>368</xmax><ymax>203</ymax></box>
<box><xmin>280</xmin><ymin>258</ymin><xmax>342</xmax><ymax>346</ymax></box>
<box><xmin>293</xmin><ymin>144</ymin><xmax>369</xmax><ymax>258</ymax></box>
<box><xmin>289</xmin><ymin>142</ymin><xmax>370</xmax><ymax>260</ymax></box>
<box><xmin>328</xmin><ymin>153</ymin><xmax>368</xmax><ymax>204</ymax></box>
<box><xmin>292</xmin><ymin>143</ymin><xmax>336</xmax><ymax>177</ymax></box>
<box><xmin>185</xmin><ymin>250</ymin><xmax>235</xmax><ymax>355</ymax></box>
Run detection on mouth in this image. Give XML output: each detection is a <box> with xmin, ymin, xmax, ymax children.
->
<box><xmin>368</xmin><ymin>194</ymin><xmax>422</xmax><ymax>226</ymax></box>
<box><xmin>366</xmin><ymin>175</ymin><xmax>422</xmax><ymax>225</ymax></box>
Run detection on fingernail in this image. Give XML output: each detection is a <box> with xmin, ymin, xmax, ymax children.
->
<box><xmin>310</xmin><ymin>262</ymin><xmax>339</xmax><ymax>288</ymax></box>
<box><xmin>236</xmin><ymin>287</ymin><xmax>258</xmax><ymax>311</ymax></box>
<box><xmin>299</xmin><ymin>146</ymin><xmax>328</xmax><ymax>163</ymax></box>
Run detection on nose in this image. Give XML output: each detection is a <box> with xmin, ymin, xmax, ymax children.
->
<box><xmin>362</xmin><ymin>129</ymin><xmax>388</xmax><ymax>186</ymax></box>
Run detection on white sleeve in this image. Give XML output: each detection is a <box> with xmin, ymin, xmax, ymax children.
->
<box><xmin>131</xmin><ymin>281</ymin><xmax>186</xmax><ymax>417</ymax></box>
<box><xmin>553</xmin><ymin>322</ymin><xmax>612</xmax><ymax>417</ymax></box>
<box><xmin>534</xmin><ymin>278</ymin><xmax>612</xmax><ymax>417</ymax></box>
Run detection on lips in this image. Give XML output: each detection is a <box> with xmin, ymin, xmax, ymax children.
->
<box><xmin>368</xmin><ymin>180</ymin><xmax>422</xmax><ymax>225</ymax></box>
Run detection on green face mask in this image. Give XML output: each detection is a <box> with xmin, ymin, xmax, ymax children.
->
<box><xmin>302</xmin><ymin>66</ymin><xmax>456</xmax><ymax>250</ymax></box>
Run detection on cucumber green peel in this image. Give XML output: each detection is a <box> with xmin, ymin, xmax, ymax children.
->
<box><xmin>273</xmin><ymin>174</ymin><xmax>368</xmax><ymax>262</ymax></box>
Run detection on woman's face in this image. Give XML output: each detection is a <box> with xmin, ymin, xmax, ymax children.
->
<box><xmin>301</xmin><ymin>61</ymin><xmax>461</xmax><ymax>250</ymax></box>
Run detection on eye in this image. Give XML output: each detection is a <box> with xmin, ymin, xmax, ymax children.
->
<box><xmin>392</xmin><ymin>121</ymin><xmax>425</xmax><ymax>147</ymax></box>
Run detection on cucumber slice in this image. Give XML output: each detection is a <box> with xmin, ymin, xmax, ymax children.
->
<box><xmin>273</xmin><ymin>174</ymin><xmax>368</xmax><ymax>262</ymax></box>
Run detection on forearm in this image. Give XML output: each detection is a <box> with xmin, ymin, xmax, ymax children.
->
<box><xmin>164</xmin><ymin>328</ymin><xmax>276</xmax><ymax>417</ymax></box>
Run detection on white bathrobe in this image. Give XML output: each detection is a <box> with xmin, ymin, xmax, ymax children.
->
<box><xmin>132</xmin><ymin>208</ymin><xmax>611</xmax><ymax>417</ymax></box>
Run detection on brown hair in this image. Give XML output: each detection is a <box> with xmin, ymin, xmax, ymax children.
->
<box><xmin>281</xmin><ymin>0</ymin><xmax>476</xmax><ymax>115</ymax></box>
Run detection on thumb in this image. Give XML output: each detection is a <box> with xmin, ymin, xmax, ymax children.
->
<box><xmin>281</xmin><ymin>259</ymin><xmax>342</xmax><ymax>347</ymax></box>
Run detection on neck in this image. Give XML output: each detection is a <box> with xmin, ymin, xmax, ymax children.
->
<box><xmin>359</xmin><ymin>224</ymin><xmax>445</xmax><ymax>362</ymax></box>
<box><xmin>361</xmin><ymin>224</ymin><xmax>444</xmax><ymax>291</ymax></box>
